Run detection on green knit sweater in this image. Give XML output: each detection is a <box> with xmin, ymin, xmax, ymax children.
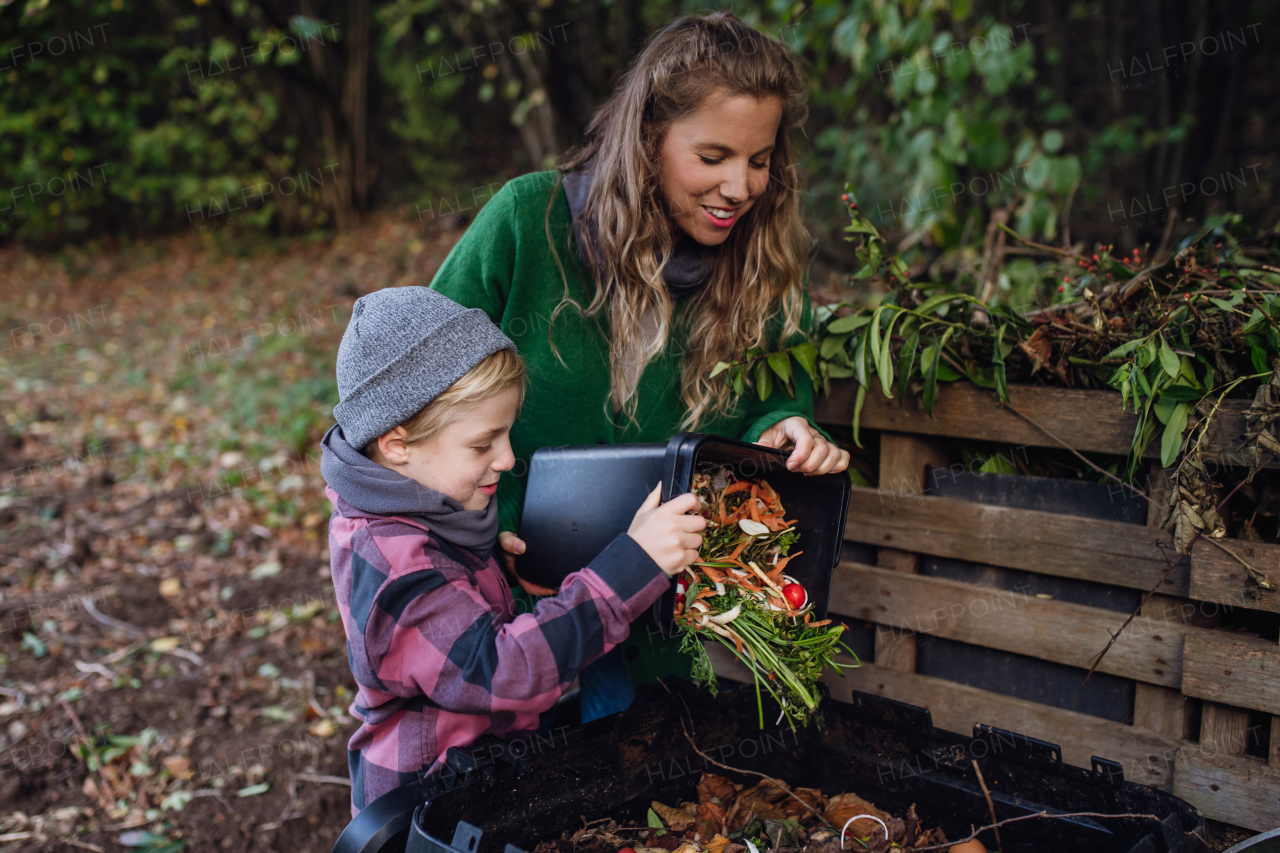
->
<box><xmin>430</xmin><ymin>170</ymin><xmax>825</xmax><ymax>682</ymax></box>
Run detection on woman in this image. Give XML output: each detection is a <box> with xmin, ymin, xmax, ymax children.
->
<box><xmin>430</xmin><ymin>12</ymin><xmax>850</xmax><ymax>722</ymax></box>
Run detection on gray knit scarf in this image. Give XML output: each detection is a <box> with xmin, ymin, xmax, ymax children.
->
<box><xmin>562</xmin><ymin>165</ymin><xmax>713</xmax><ymax>299</ymax></box>
<box><xmin>320</xmin><ymin>424</ymin><xmax>498</xmax><ymax>558</ymax></box>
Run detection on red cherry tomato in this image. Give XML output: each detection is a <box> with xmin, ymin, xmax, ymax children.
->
<box><xmin>782</xmin><ymin>583</ymin><xmax>807</xmax><ymax>609</ymax></box>
<box><xmin>618</xmin><ymin>848</ymin><xmax>636</xmax><ymax>853</ymax></box>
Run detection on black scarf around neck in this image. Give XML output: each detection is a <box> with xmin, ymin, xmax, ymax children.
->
<box><xmin>561</xmin><ymin>165</ymin><xmax>713</xmax><ymax>300</ymax></box>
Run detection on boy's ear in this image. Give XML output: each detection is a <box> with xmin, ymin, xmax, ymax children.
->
<box><xmin>374</xmin><ymin>426</ymin><xmax>412</xmax><ymax>466</ymax></box>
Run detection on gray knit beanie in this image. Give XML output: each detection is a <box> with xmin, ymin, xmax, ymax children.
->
<box><xmin>333</xmin><ymin>287</ymin><xmax>516</xmax><ymax>450</ymax></box>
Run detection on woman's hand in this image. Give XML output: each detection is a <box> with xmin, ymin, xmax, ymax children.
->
<box><xmin>756</xmin><ymin>416</ymin><xmax>850</xmax><ymax>476</ymax></box>
<box><xmin>497</xmin><ymin>531</ymin><xmax>557</xmax><ymax>596</ymax></box>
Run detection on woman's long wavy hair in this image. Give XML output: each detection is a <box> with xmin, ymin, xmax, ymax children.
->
<box><xmin>551</xmin><ymin>12</ymin><xmax>810</xmax><ymax>429</ymax></box>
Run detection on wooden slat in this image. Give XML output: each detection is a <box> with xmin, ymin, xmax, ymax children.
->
<box><xmin>873</xmin><ymin>435</ymin><xmax>947</xmax><ymax>673</ymax></box>
<box><xmin>830</xmin><ymin>562</ymin><xmax>1195</xmax><ymax>688</ymax></box>
<box><xmin>707</xmin><ymin>645</ymin><xmax>1179</xmax><ymax>790</ymax></box>
<box><xmin>815</xmin><ymin>378</ymin><xmax>1257</xmax><ymax>465</ymax></box>
<box><xmin>1190</xmin><ymin>538</ymin><xmax>1280</xmax><ymax>615</ymax></box>
<box><xmin>1135</xmin><ymin>595</ymin><xmax>1200</xmax><ymax>740</ymax></box>
<box><xmin>848</xmin><ymin>485</ymin><xmax>1280</xmax><ymax>612</ymax></box>
<box><xmin>1134</xmin><ymin>684</ymin><xmax>1190</xmax><ymax>739</ymax></box>
<box><xmin>845</xmin><ymin>487</ymin><xmax>1191</xmax><ymax>594</ymax></box>
<box><xmin>1138</xmin><ymin>460</ymin><xmax>1197</xmax><ymax>736</ymax></box>
<box><xmin>1200</xmin><ymin>704</ymin><xmax>1252</xmax><ymax>756</ymax></box>
<box><xmin>1183</xmin><ymin>633</ymin><xmax>1280</xmax><ymax>714</ymax></box>
<box><xmin>1173</xmin><ymin>750</ymin><xmax>1280</xmax><ymax>831</ymax></box>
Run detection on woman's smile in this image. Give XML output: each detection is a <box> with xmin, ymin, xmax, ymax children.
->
<box><xmin>701</xmin><ymin>204</ymin><xmax>739</xmax><ymax>227</ymax></box>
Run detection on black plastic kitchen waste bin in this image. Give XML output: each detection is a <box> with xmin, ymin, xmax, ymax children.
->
<box><xmin>516</xmin><ymin>432</ymin><xmax>852</xmax><ymax>633</ymax></box>
<box><xmin>332</xmin><ymin>679</ymin><xmax>1208</xmax><ymax>853</ymax></box>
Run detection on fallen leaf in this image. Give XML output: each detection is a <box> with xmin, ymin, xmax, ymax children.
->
<box><xmin>160</xmin><ymin>790</ymin><xmax>193</xmax><ymax>812</ymax></box>
<box><xmin>823</xmin><ymin>792</ymin><xmax>890</xmax><ymax>839</ymax></box>
<box><xmin>697</xmin><ymin>774</ymin><xmax>737</xmax><ymax>805</ymax></box>
<box><xmin>652</xmin><ymin>801</ymin><xmax>694</xmax><ymax>832</ymax></box>
<box><xmin>237</xmin><ymin>782</ymin><xmax>270</xmax><ymax>797</ymax></box>
<box><xmin>735</xmin><ymin>781</ymin><xmax>789</xmax><ymax>820</ymax></box>
<box><xmin>780</xmin><ymin>786</ymin><xmax>825</xmax><ymax>819</ymax></box>
<box><xmin>250</xmin><ymin>559</ymin><xmax>282</xmax><ymax>579</ymax></box>
<box><xmin>309</xmin><ymin>718</ymin><xmax>335</xmax><ymax>738</ymax></box>
<box><xmin>695</xmin><ymin>801</ymin><xmax>725</xmax><ymax>841</ymax></box>
<box><xmin>1017</xmin><ymin>326</ymin><xmax>1053</xmax><ymax>375</ymax></box>
<box><xmin>162</xmin><ymin>755</ymin><xmax>193</xmax><ymax>780</ymax></box>
<box><xmin>120</xmin><ymin>830</ymin><xmax>170</xmax><ymax>847</ymax></box>
<box><xmin>705</xmin><ymin>835</ymin><xmax>732</xmax><ymax>853</ymax></box>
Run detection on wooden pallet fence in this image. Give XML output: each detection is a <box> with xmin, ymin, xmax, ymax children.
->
<box><xmin>815</xmin><ymin>377</ymin><xmax>1263</xmax><ymax>466</ymax></box>
<box><xmin>829</xmin><ymin>561</ymin><xmax>1206</xmax><ymax>690</ymax></box>
<box><xmin>708</xmin><ymin>378</ymin><xmax>1280</xmax><ymax>832</ymax></box>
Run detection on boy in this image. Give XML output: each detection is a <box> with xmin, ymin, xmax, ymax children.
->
<box><xmin>320</xmin><ymin>287</ymin><xmax>704</xmax><ymax>813</ymax></box>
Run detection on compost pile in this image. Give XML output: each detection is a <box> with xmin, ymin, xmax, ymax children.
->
<box><xmin>537</xmin><ymin>772</ymin><xmax>951</xmax><ymax>853</ymax></box>
<box><xmin>674</xmin><ymin>466</ymin><xmax>858</xmax><ymax>729</ymax></box>
<box><xmin>713</xmin><ymin>194</ymin><xmax>1280</xmax><ymax>489</ymax></box>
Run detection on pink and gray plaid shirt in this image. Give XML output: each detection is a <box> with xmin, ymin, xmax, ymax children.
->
<box><xmin>326</xmin><ymin>487</ymin><xmax>667</xmax><ymax>813</ymax></box>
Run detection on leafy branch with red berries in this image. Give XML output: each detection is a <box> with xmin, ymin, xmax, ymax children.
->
<box><xmin>716</xmin><ymin>184</ymin><xmax>1280</xmax><ymax>485</ymax></box>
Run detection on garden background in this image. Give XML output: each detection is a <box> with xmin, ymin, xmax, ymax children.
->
<box><xmin>0</xmin><ymin>1</ymin><xmax>1277</xmax><ymax>851</ymax></box>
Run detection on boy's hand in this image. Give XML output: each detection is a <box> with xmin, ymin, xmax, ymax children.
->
<box><xmin>498</xmin><ymin>531</ymin><xmax>556</xmax><ymax>596</ymax></box>
<box><xmin>627</xmin><ymin>484</ymin><xmax>706</xmax><ymax>576</ymax></box>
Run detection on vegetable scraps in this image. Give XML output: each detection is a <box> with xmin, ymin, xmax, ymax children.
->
<box><xmin>676</xmin><ymin>466</ymin><xmax>859</xmax><ymax>729</ymax></box>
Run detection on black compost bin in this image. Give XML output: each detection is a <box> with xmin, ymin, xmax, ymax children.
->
<box><xmin>516</xmin><ymin>432</ymin><xmax>851</xmax><ymax>632</ymax></box>
<box><xmin>333</xmin><ymin>680</ymin><xmax>1208</xmax><ymax>853</ymax></box>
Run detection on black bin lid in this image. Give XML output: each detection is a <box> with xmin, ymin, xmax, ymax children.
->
<box><xmin>516</xmin><ymin>432</ymin><xmax>851</xmax><ymax>632</ymax></box>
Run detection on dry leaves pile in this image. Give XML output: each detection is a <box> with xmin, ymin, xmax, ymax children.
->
<box><xmin>1157</xmin><ymin>361</ymin><xmax>1280</xmax><ymax>596</ymax></box>
<box><xmin>543</xmin><ymin>773</ymin><xmax>948</xmax><ymax>853</ymax></box>
<box><xmin>1245</xmin><ymin>361</ymin><xmax>1280</xmax><ymax>475</ymax></box>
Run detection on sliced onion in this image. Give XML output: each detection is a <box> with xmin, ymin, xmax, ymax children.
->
<box><xmin>708</xmin><ymin>605</ymin><xmax>741</xmax><ymax>624</ymax></box>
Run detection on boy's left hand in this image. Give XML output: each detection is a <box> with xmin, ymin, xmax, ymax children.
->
<box><xmin>755</xmin><ymin>416</ymin><xmax>850</xmax><ymax>476</ymax></box>
<box><xmin>498</xmin><ymin>531</ymin><xmax>557</xmax><ymax>596</ymax></box>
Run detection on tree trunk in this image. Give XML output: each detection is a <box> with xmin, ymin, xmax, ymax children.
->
<box><xmin>481</xmin><ymin>6</ymin><xmax>561</xmax><ymax>169</ymax></box>
<box><xmin>343</xmin><ymin>0</ymin><xmax>370</xmax><ymax>214</ymax></box>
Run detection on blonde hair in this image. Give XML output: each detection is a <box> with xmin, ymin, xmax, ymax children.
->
<box><xmin>554</xmin><ymin>12</ymin><xmax>810</xmax><ymax>429</ymax></box>
<box><xmin>367</xmin><ymin>349</ymin><xmax>525</xmax><ymax>454</ymax></box>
